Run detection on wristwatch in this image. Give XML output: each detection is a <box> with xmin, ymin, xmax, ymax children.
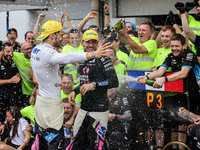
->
<box><xmin>92</xmin><ymin>81</ymin><xmax>96</xmax><ymax>90</ymax></box>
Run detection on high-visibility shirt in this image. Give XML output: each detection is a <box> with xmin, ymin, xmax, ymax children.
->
<box><xmin>188</xmin><ymin>15</ymin><xmax>200</xmax><ymax>36</ymax></box>
<box><xmin>116</xmin><ymin>50</ymin><xmax>129</xmax><ymax>65</ymax></box>
<box><xmin>62</xmin><ymin>44</ymin><xmax>84</xmax><ymax>83</ymax></box>
<box><xmin>61</xmin><ymin>83</ymin><xmax>81</xmax><ymax>107</ymax></box>
<box><xmin>13</xmin><ymin>52</ymin><xmax>35</xmax><ymax>95</ymax></box>
<box><xmin>152</xmin><ymin>47</ymin><xmax>172</xmax><ymax>72</ymax></box>
<box><xmin>128</xmin><ymin>37</ymin><xmax>157</xmax><ymax>70</ymax></box>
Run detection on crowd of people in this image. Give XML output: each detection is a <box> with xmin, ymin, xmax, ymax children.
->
<box><xmin>1</xmin><ymin>0</ymin><xmax>200</xmax><ymax>149</ymax></box>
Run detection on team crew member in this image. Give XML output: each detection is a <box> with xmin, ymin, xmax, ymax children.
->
<box><xmin>31</xmin><ymin>21</ymin><xmax>110</xmax><ymax>149</ymax></box>
<box><xmin>3</xmin><ymin>28</ymin><xmax>21</xmax><ymax>52</ymax></box>
<box><xmin>137</xmin><ymin>34</ymin><xmax>200</xmax><ymax>150</ymax></box>
<box><xmin>107</xmin><ymin>87</ymin><xmax>132</xmax><ymax>149</ymax></box>
<box><xmin>152</xmin><ymin>25</ymin><xmax>175</xmax><ymax>71</ymax></box>
<box><xmin>118</xmin><ymin>20</ymin><xmax>157</xmax><ymax>70</ymax></box>
<box><xmin>69</xmin><ymin>30</ymin><xmax>118</xmax><ymax>149</ymax></box>
<box><xmin>13</xmin><ymin>42</ymin><xmax>35</xmax><ymax>107</ymax></box>
<box><xmin>0</xmin><ymin>43</ymin><xmax>22</xmax><ymax>123</ymax></box>
<box><xmin>62</xmin><ymin>29</ymin><xmax>84</xmax><ymax>83</ymax></box>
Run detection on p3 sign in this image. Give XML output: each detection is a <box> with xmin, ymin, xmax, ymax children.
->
<box><xmin>146</xmin><ymin>92</ymin><xmax>164</xmax><ymax>109</ymax></box>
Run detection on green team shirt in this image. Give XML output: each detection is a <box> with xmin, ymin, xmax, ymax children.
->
<box><xmin>20</xmin><ymin>105</ymin><xmax>35</xmax><ymax>138</ymax></box>
<box><xmin>13</xmin><ymin>52</ymin><xmax>35</xmax><ymax>95</ymax></box>
<box><xmin>114</xmin><ymin>62</ymin><xmax>127</xmax><ymax>91</ymax></box>
<box><xmin>116</xmin><ymin>50</ymin><xmax>129</xmax><ymax>65</ymax></box>
<box><xmin>188</xmin><ymin>15</ymin><xmax>200</xmax><ymax>36</ymax></box>
<box><xmin>128</xmin><ymin>37</ymin><xmax>157</xmax><ymax>70</ymax></box>
<box><xmin>61</xmin><ymin>84</ymin><xmax>82</xmax><ymax>107</ymax></box>
<box><xmin>62</xmin><ymin>44</ymin><xmax>84</xmax><ymax>83</ymax></box>
<box><xmin>152</xmin><ymin>47</ymin><xmax>172</xmax><ymax>72</ymax></box>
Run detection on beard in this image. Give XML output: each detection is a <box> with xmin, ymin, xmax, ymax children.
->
<box><xmin>194</xmin><ymin>14</ymin><xmax>200</xmax><ymax>21</ymax></box>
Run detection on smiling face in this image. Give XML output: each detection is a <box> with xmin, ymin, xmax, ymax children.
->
<box><xmin>161</xmin><ymin>30</ymin><xmax>173</xmax><ymax>49</ymax></box>
<box><xmin>81</xmin><ymin>39</ymin><xmax>98</xmax><ymax>52</ymax></box>
<box><xmin>170</xmin><ymin>40</ymin><xmax>185</xmax><ymax>57</ymax></box>
<box><xmin>61</xmin><ymin>76</ymin><xmax>73</xmax><ymax>94</ymax></box>
<box><xmin>138</xmin><ymin>24</ymin><xmax>152</xmax><ymax>43</ymax></box>
<box><xmin>4</xmin><ymin>46</ymin><xmax>13</xmax><ymax>60</ymax></box>
<box><xmin>62</xmin><ymin>102</ymin><xmax>73</xmax><ymax>119</ymax></box>
<box><xmin>70</xmin><ymin>33</ymin><xmax>80</xmax><ymax>48</ymax></box>
<box><xmin>21</xmin><ymin>42</ymin><xmax>33</xmax><ymax>59</ymax></box>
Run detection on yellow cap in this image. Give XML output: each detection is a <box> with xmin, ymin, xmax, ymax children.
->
<box><xmin>82</xmin><ymin>30</ymin><xmax>98</xmax><ymax>41</ymax></box>
<box><xmin>36</xmin><ymin>20</ymin><xmax>63</xmax><ymax>41</ymax></box>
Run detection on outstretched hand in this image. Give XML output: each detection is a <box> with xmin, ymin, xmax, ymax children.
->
<box><xmin>95</xmin><ymin>40</ymin><xmax>112</xmax><ymax>58</ymax></box>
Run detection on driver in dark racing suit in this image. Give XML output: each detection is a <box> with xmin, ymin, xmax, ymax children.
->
<box><xmin>68</xmin><ymin>30</ymin><xmax>119</xmax><ymax>150</ymax></box>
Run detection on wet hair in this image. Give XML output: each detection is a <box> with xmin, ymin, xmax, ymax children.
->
<box><xmin>62</xmin><ymin>98</ymin><xmax>74</xmax><ymax>107</ymax></box>
<box><xmin>29</xmin><ymin>84</ymin><xmax>38</xmax><ymax>105</ymax></box>
<box><xmin>7</xmin><ymin>28</ymin><xmax>18</xmax><ymax>36</ymax></box>
<box><xmin>88</xmin><ymin>25</ymin><xmax>100</xmax><ymax>33</ymax></box>
<box><xmin>161</xmin><ymin>25</ymin><xmax>175</xmax><ymax>34</ymax></box>
<box><xmin>6</xmin><ymin>106</ymin><xmax>22</xmax><ymax>139</ymax></box>
<box><xmin>24</xmin><ymin>31</ymin><xmax>33</xmax><ymax>39</ymax></box>
<box><xmin>2</xmin><ymin>42</ymin><xmax>12</xmax><ymax>50</ymax></box>
<box><xmin>140</xmin><ymin>21</ymin><xmax>155</xmax><ymax>33</ymax></box>
<box><xmin>61</xmin><ymin>73</ymin><xmax>74</xmax><ymax>83</ymax></box>
<box><xmin>170</xmin><ymin>34</ymin><xmax>186</xmax><ymax>45</ymax></box>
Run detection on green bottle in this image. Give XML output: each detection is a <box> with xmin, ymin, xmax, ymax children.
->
<box><xmin>114</xmin><ymin>21</ymin><xmax>124</xmax><ymax>31</ymax></box>
<box><xmin>145</xmin><ymin>79</ymin><xmax>155</xmax><ymax>86</ymax></box>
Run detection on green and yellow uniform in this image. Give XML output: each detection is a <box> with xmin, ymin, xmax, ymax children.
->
<box><xmin>128</xmin><ymin>37</ymin><xmax>157</xmax><ymax>70</ymax></box>
<box><xmin>61</xmin><ymin>84</ymin><xmax>82</xmax><ymax>107</ymax></box>
<box><xmin>116</xmin><ymin>50</ymin><xmax>129</xmax><ymax>65</ymax></box>
<box><xmin>188</xmin><ymin>15</ymin><xmax>200</xmax><ymax>36</ymax></box>
<box><xmin>62</xmin><ymin>44</ymin><xmax>84</xmax><ymax>83</ymax></box>
<box><xmin>13</xmin><ymin>52</ymin><xmax>35</xmax><ymax>95</ymax></box>
<box><xmin>152</xmin><ymin>47</ymin><xmax>172</xmax><ymax>72</ymax></box>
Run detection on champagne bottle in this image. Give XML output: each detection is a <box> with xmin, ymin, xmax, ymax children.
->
<box><xmin>114</xmin><ymin>21</ymin><xmax>124</xmax><ymax>31</ymax></box>
<box><xmin>145</xmin><ymin>79</ymin><xmax>155</xmax><ymax>86</ymax></box>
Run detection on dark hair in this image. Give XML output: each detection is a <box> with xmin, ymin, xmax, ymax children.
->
<box><xmin>88</xmin><ymin>25</ymin><xmax>100</xmax><ymax>33</ymax></box>
<box><xmin>105</xmin><ymin>32</ymin><xmax>118</xmax><ymax>43</ymax></box>
<box><xmin>170</xmin><ymin>34</ymin><xmax>186</xmax><ymax>45</ymax></box>
<box><xmin>7</xmin><ymin>28</ymin><xmax>18</xmax><ymax>36</ymax></box>
<box><xmin>140</xmin><ymin>21</ymin><xmax>155</xmax><ymax>33</ymax></box>
<box><xmin>69</xmin><ymin>29</ymin><xmax>80</xmax><ymax>37</ymax></box>
<box><xmin>3</xmin><ymin>42</ymin><xmax>12</xmax><ymax>50</ymax></box>
<box><xmin>62</xmin><ymin>98</ymin><xmax>74</xmax><ymax>107</ymax></box>
<box><xmin>24</xmin><ymin>31</ymin><xmax>33</xmax><ymax>39</ymax></box>
<box><xmin>6</xmin><ymin>106</ymin><xmax>22</xmax><ymax>139</ymax></box>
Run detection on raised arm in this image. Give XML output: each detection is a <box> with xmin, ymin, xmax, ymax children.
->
<box><xmin>104</xmin><ymin>1</ymin><xmax>110</xmax><ymax>27</ymax></box>
<box><xmin>76</xmin><ymin>11</ymin><xmax>97</xmax><ymax>31</ymax></box>
<box><xmin>64</xmin><ymin>10</ymin><xmax>74</xmax><ymax>30</ymax></box>
<box><xmin>33</xmin><ymin>14</ymin><xmax>45</xmax><ymax>44</ymax></box>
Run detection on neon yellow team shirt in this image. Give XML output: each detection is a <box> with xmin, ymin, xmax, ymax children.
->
<box><xmin>188</xmin><ymin>15</ymin><xmax>200</xmax><ymax>36</ymax></box>
<box><xmin>62</xmin><ymin>44</ymin><xmax>84</xmax><ymax>83</ymax></box>
<box><xmin>61</xmin><ymin>84</ymin><xmax>82</xmax><ymax>107</ymax></box>
<box><xmin>116</xmin><ymin>50</ymin><xmax>129</xmax><ymax>65</ymax></box>
<box><xmin>13</xmin><ymin>52</ymin><xmax>35</xmax><ymax>95</ymax></box>
<box><xmin>114</xmin><ymin>62</ymin><xmax>127</xmax><ymax>91</ymax></box>
<box><xmin>128</xmin><ymin>37</ymin><xmax>157</xmax><ymax>70</ymax></box>
<box><xmin>20</xmin><ymin>105</ymin><xmax>35</xmax><ymax>138</ymax></box>
<box><xmin>153</xmin><ymin>47</ymin><xmax>172</xmax><ymax>72</ymax></box>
